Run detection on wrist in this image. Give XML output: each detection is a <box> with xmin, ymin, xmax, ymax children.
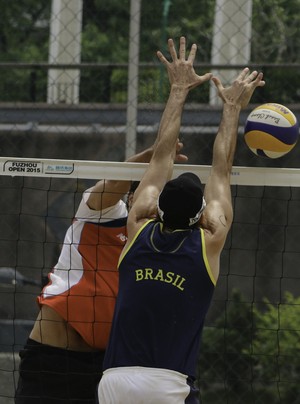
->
<box><xmin>223</xmin><ymin>103</ymin><xmax>242</xmax><ymax>114</ymax></box>
<box><xmin>170</xmin><ymin>84</ymin><xmax>189</xmax><ymax>100</ymax></box>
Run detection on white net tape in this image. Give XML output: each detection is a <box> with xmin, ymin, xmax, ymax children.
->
<box><xmin>0</xmin><ymin>156</ymin><xmax>299</xmax><ymax>186</ymax></box>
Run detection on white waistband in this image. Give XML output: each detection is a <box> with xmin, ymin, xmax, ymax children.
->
<box><xmin>103</xmin><ymin>366</ymin><xmax>188</xmax><ymax>380</ymax></box>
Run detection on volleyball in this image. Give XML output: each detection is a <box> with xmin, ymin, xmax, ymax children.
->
<box><xmin>244</xmin><ymin>103</ymin><xmax>299</xmax><ymax>158</ymax></box>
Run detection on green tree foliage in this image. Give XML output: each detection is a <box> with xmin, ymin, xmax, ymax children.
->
<box><xmin>198</xmin><ymin>290</ymin><xmax>300</xmax><ymax>403</ymax></box>
<box><xmin>80</xmin><ymin>0</ymin><xmax>214</xmax><ymax>103</ymax></box>
<box><xmin>252</xmin><ymin>0</ymin><xmax>300</xmax><ymax>63</ymax></box>
<box><xmin>0</xmin><ymin>0</ymin><xmax>300</xmax><ymax>102</ymax></box>
<box><xmin>251</xmin><ymin>0</ymin><xmax>300</xmax><ymax>103</ymax></box>
<box><xmin>0</xmin><ymin>0</ymin><xmax>50</xmax><ymax>62</ymax></box>
<box><xmin>198</xmin><ymin>290</ymin><xmax>258</xmax><ymax>403</ymax></box>
<box><xmin>252</xmin><ymin>292</ymin><xmax>300</xmax><ymax>402</ymax></box>
<box><xmin>82</xmin><ymin>0</ymin><xmax>130</xmax><ymax>63</ymax></box>
<box><xmin>0</xmin><ymin>0</ymin><xmax>50</xmax><ymax>101</ymax></box>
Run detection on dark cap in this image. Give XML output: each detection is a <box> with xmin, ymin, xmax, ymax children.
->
<box><xmin>157</xmin><ymin>172</ymin><xmax>205</xmax><ymax>229</ymax></box>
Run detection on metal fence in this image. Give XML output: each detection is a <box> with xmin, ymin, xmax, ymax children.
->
<box><xmin>0</xmin><ymin>0</ymin><xmax>300</xmax><ymax>105</ymax></box>
<box><xmin>1</xmin><ymin>1</ymin><xmax>300</xmax><ymax>403</ymax></box>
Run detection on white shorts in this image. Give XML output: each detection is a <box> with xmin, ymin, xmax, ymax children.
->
<box><xmin>97</xmin><ymin>366</ymin><xmax>200</xmax><ymax>404</ymax></box>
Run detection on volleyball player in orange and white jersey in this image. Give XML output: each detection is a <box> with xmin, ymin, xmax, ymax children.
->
<box><xmin>38</xmin><ymin>188</ymin><xmax>128</xmax><ymax>351</ymax></box>
<box><xmin>14</xmin><ymin>181</ymin><xmax>132</xmax><ymax>404</ymax></box>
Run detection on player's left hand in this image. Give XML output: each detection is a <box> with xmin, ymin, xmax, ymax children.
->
<box><xmin>212</xmin><ymin>68</ymin><xmax>265</xmax><ymax>109</ymax></box>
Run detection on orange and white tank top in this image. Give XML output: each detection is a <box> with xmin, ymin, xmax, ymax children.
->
<box><xmin>38</xmin><ymin>187</ymin><xmax>128</xmax><ymax>350</ymax></box>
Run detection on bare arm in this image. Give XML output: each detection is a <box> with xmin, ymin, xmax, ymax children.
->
<box><xmin>87</xmin><ymin>135</ymin><xmax>189</xmax><ymax>211</ymax></box>
<box><xmin>204</xmin><ymin>68</ymin><xmax>265</xmax><ymax>245</ymax></box>
<box><xmin>127</xmin><ymin>37</ymin><xmax>212</xmax><ymax>238</ymax></box>
<box><xmin>86</xmin><ymin>146</ymin><xmax>155</xmax><ymax>211</ymax></box>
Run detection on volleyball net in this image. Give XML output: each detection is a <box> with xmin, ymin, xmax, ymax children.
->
<box><xmin>0</xmin><ymin>158</ymin><xmax>300</xmax><ymax>403</ymax></box>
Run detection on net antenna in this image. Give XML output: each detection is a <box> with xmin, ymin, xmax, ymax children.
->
<box><xmin>0</xmin><ymin>156</ymin><xmax>299</xmax><ymax>186</ymax></box>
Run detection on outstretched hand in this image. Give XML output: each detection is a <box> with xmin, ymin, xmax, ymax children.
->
<box><xmin>212</xmin><ymin>68</ymin><xmax>265</xmax><ymax>109</ymax></box>
<box><xmin>157</xmin><ymin>36</ymin><xmax>212</xmax><ymax>91</ymax></box>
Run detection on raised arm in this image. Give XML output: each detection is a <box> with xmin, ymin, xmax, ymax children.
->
<box><xmin>204</xmin><ymin>68</ymin><xmax>265</xmax><ymax>247</ymax></box>
<box><xmin>86</xmin><ymin>146</ymin><xmax>155</xmax><ymax>211</ymax></box>
<box><xmin>127</xmin><ymin>37</ymin><xmax>212</xmax><ymax>236</ymax></box>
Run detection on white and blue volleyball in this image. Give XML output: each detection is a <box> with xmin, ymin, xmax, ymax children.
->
<box><xmin>244</xmin><ymin>103</ymin><xmax>299</xmax><ymax>158</ymax></box>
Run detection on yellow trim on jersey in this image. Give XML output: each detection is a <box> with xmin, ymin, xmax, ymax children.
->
<box><xmin>118</xmin><ymin>219</ymin><xmax>155</xmax><ymax>268</ymax></box>
<box><xmin>150</xmin><ymin>222</ymin><xmax>190</xmax><ymax>253</ymax></box>
<box><xmin>200</xmin><ymin>227</ymin><xmax>216</xmax><ymax>286</ymax></box>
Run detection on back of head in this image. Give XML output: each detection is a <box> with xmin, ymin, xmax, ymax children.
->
<box><xmin>157</xmin><ymin>172</ymin><xmax>205</xmax><ymax>229</ymax></box>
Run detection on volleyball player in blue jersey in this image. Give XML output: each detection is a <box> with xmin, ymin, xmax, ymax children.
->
<box><xmin>97</xmin><ymin>36</ymin><xmax>265</xmax><ymax>403</ymax></box>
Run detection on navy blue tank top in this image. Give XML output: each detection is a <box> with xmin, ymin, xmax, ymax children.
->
<box><xmin>103</xmin><ymin>220</ymin><xmax>215</xmax><ymax>379</ymax></box>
